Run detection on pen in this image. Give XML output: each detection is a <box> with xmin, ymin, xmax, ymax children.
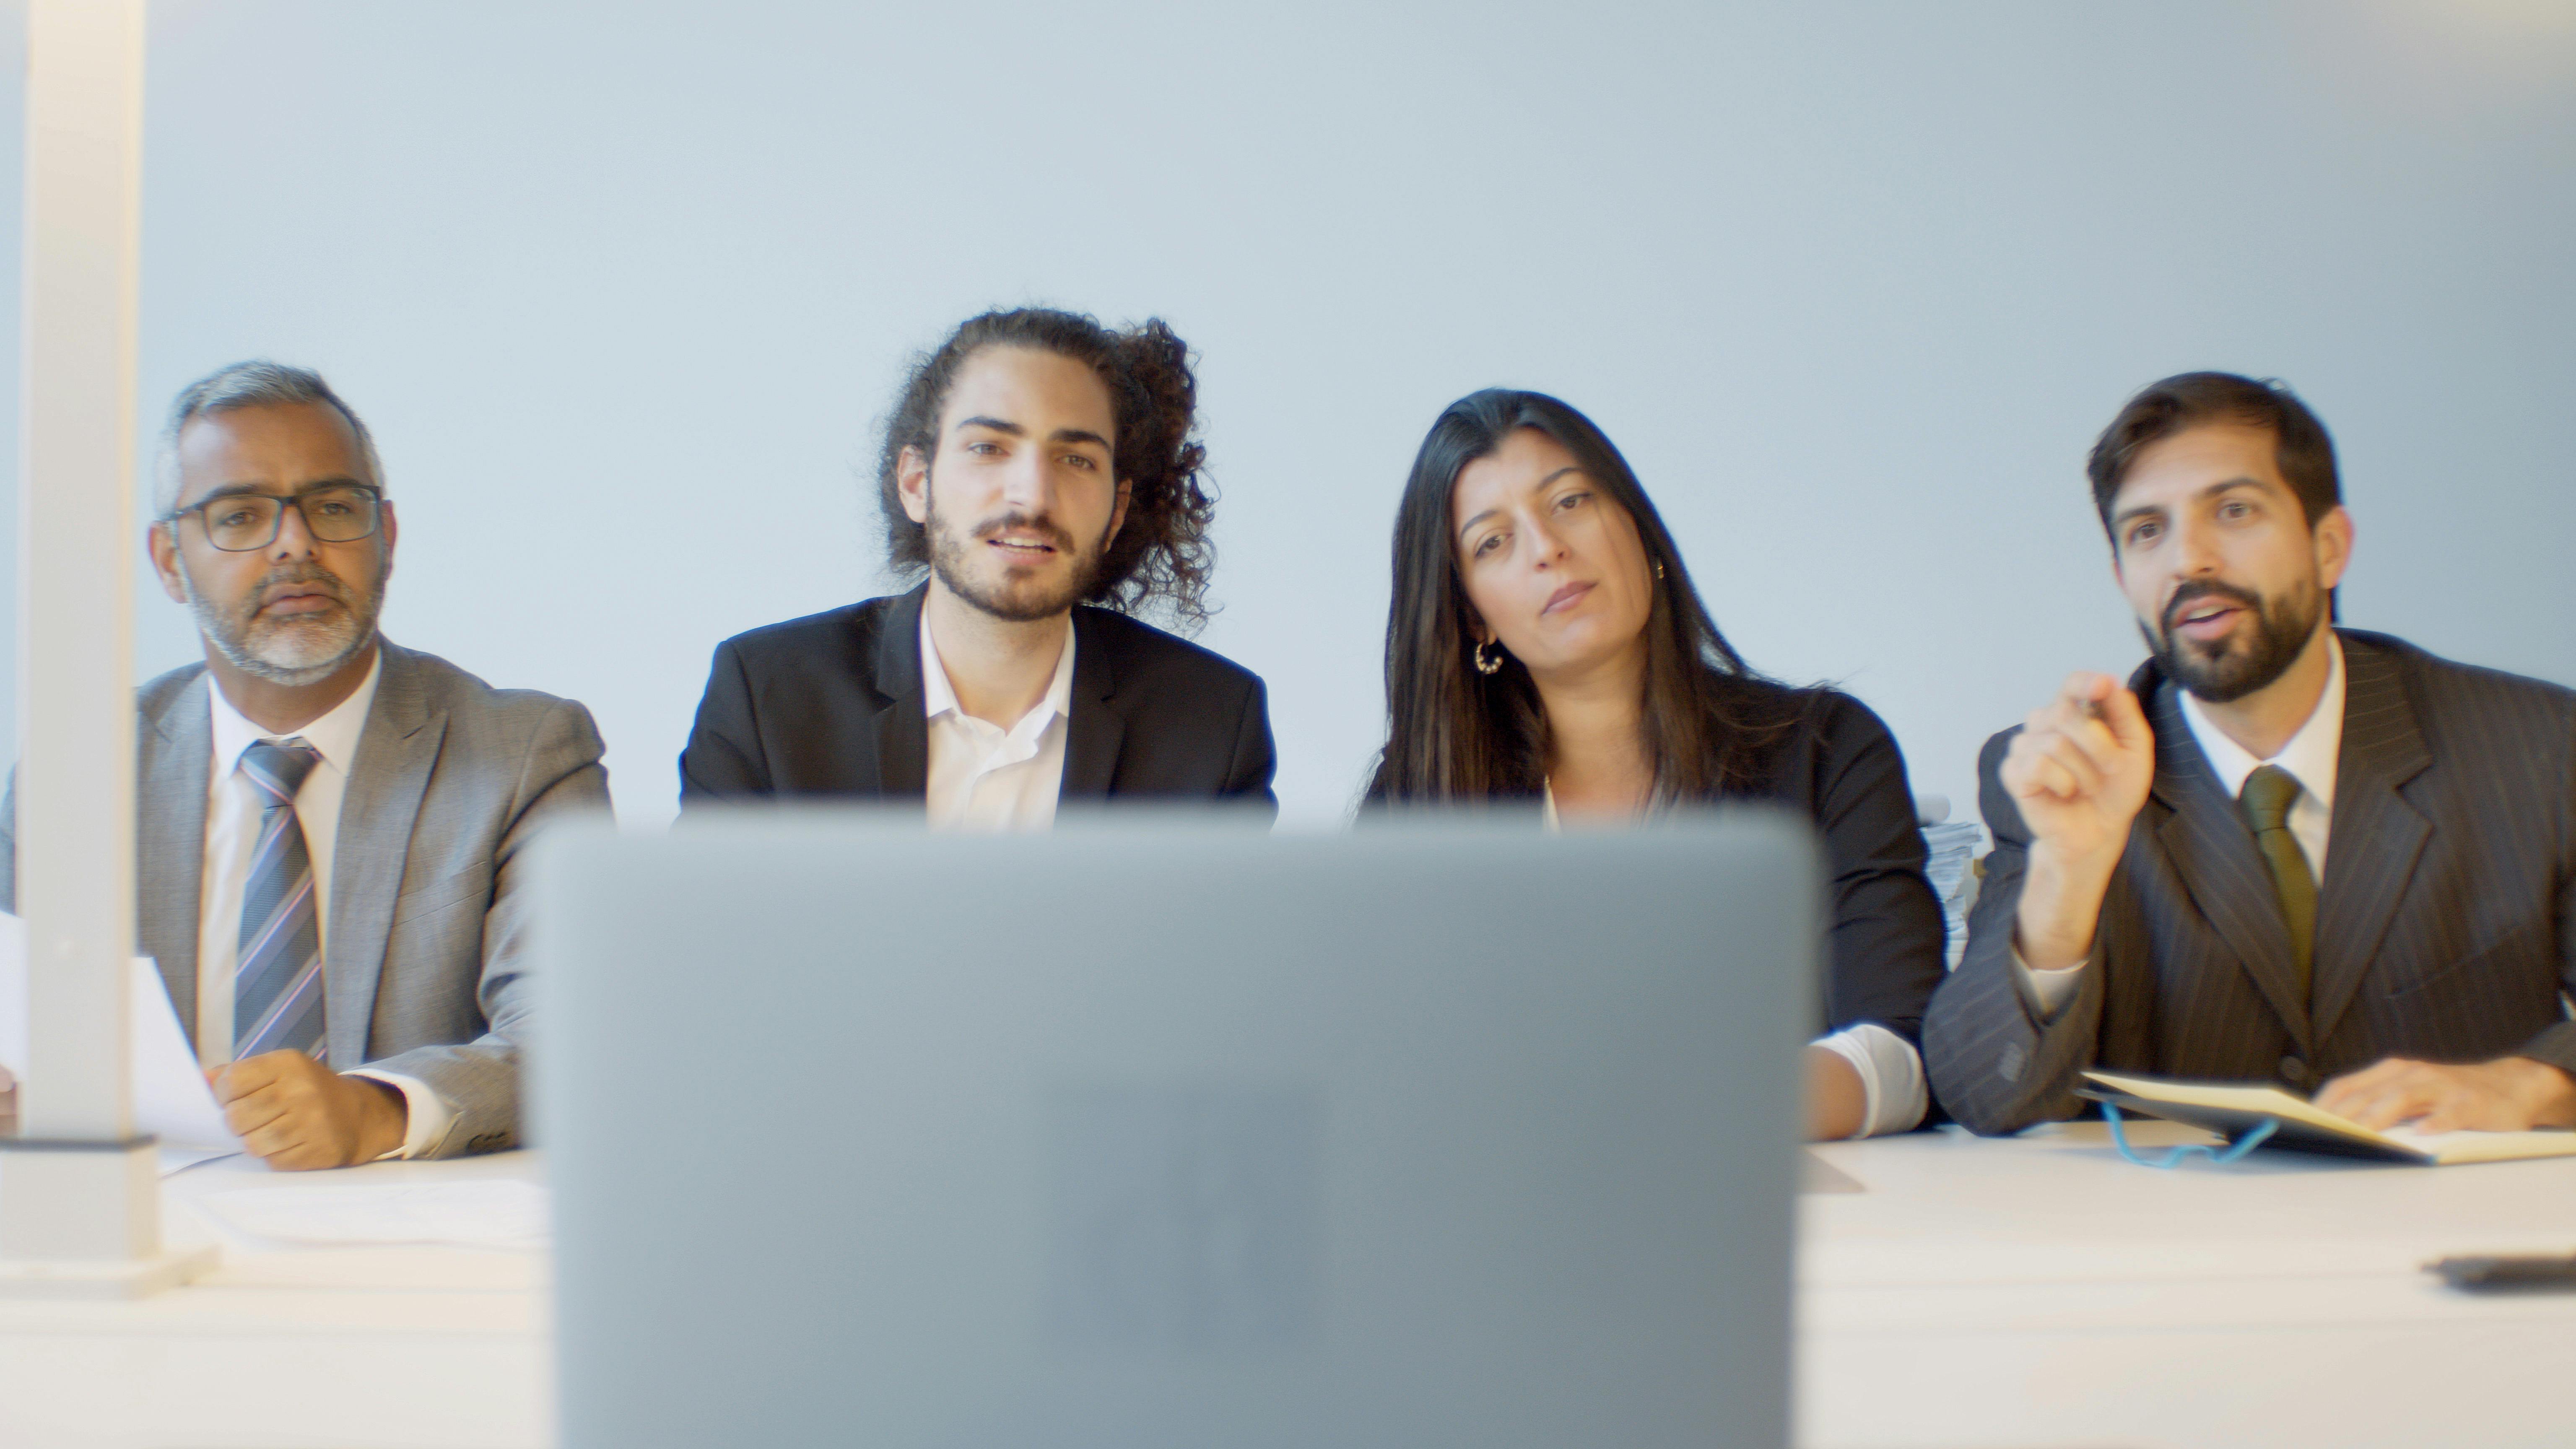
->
<box><xmin>2426</xmin><ymin>1252</ymin><xmax>2576</xmax><ymax>1291</ymax></box>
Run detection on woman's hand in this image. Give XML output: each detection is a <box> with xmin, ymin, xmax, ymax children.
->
<box><xmin>1805</xmin><ymin>1044</ymin><xmax>1868</xmax><ymax>1140</ymax></box>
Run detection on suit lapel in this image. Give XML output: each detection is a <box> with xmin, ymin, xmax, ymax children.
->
<box><xmin>325</xmin><ymin>643</ymin><xmax>445</xmax><ymax>1068</ymax></box>
<box><xmin>2142</xmin><ymin>675</ymin><xmax>2313</xmax><ymax>1049</ymax></box>
<box><xmin>868</xmin><ymin>586</ymin><xmax>930</xmax><ymax>797</ymax></box>
<box><xmin>2310</xmin><ymin>636</ymin><xmax>2432</xmax><ymax>1045</ymax></box>
<box><xmin>136</xmin><ymin>671</ymin><xmax>213</xmax><ymax>1042</ymax></box>
<box><xmin>1059</xmin><ymin>607</ymin><xmax>1124</xmax><ymax>800</ymax></box>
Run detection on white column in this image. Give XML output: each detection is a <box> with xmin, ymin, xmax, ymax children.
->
<box><xmin>18</xmin><ymin>0</ymin><xmax>143</xmax><ymax>1142</ymax></box>
<box><xmin>0</xmin><ymin>0</ymin><xmax>190</xmax><ymax>1291</ymax></box>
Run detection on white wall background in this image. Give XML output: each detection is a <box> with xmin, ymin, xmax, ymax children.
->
<box><xmin>1</xmin><ymin>0</ymin><xmax>2571</xmax><ymax>828</ymax></box>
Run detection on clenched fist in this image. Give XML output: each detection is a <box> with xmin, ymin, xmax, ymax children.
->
<box><xmin>213</xmin><ymin>1050</ymin><xmax>408</xmax><ymax>1170</ymax></box>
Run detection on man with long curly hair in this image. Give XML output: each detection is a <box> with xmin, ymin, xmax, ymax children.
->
<box><xmin>680</xmin><ymin>307</ymin><xmax>1276</xmax><ymax>826</ymax></box>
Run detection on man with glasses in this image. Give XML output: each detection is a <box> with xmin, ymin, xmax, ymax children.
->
<box><xmin>0</xmin><ymin>360</ymin><xmax>609</xmax><ymax>1168</ymax></box>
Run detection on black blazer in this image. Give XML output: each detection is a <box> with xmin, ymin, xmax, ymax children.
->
<box><xmin>679</xmin><ymin>587</ymin><xmax>1278</xmax><ymax>815</ymax></box>
<box><xmin>1747</xmin><ymin>690</ymin><xmax>1950</xmax><ymax>1051</ymax></box>
<box><xmin>1924</xmin><ymin>630</ymin><xmax>2576</xmax><ymax>1135</ymax></box>
<box><xmin>1369</xmin><ymin>686</ymin><xmax>1948</xmax><ymax>1050</ymax></box>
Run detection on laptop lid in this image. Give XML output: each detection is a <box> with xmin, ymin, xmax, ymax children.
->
<box><xmin>540</xmin><ymin>811</ymin><xmax>1810</xmax><ymax>1449</ymax></box>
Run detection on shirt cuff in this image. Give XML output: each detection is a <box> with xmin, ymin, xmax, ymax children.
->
<box><xmin>1811</xmin><ymin>1023</ymin><xmax>1928</xmax><ymax>1137</ymax></box>
<box><xmin>2012</xmin><ymin>945</ymin><xmax>2087</xmax><ymax>1018</ymax></box>
<box><xmin>344</xmin><ymin>1069</ymin><xmax>456</xmax><ymax>1160</ymax></box>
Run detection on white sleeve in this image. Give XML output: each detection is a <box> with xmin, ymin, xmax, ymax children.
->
<box><xmin>2015</xmin><ymin>946</ymin><xmax>2087</xmax><ymax>1018</ymax></box>
<box><xmin>344</xmin><ymin>1069</ymin><xmax>457</xmax><ymax>1160</ymax></box>
<box><xmin>1811</xmin><ymin>1023</ymin><xmax>1928</xmax><ymax>1137</ymax></box>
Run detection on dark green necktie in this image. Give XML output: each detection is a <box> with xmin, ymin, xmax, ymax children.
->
<box><xmin>2238</xmin><ymin>765</ymin><xmax>2316</xmax><ymax>1002</ymax></box>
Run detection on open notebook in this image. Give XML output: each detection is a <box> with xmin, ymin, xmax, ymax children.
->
<box><xmin>2080</xmin><ymin>1070</ymin><xmax>2576</xmax><ymax>1166</ymax></box>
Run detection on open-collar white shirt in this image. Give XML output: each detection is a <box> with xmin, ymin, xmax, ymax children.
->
<box><xmin>199</xmin><ymin>650</ymin><xmax>452</xmax><ymax>1158</ymax></box>
<box><xmin>2022</xmin><ymin>635</ymin><xmax>2346</xmax><ymax>1016</ymax></box>
<box><xmin>2174</xmin><ymin>632</ymin><xmax>2344</xmax><ymax>878</ymax></box>
<box><xmin>919</xmin><ymin>609</ymin><xmax>1077</xmax><ymax>832</ymax></box>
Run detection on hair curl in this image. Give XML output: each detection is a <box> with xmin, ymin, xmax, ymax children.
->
<box><xmin>875</xmin><ymin>308</ymin><xmax>1216</xmax><ymax>628</ymax></box>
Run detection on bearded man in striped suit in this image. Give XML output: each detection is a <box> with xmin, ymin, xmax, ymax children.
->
<box><xmin>1925</xmin><ymin>372</ymin><xmax>2576</xmax><ymax>1137</ymax></box>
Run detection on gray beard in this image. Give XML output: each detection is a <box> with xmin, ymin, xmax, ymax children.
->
<box><xmin>180</xmin><ymin>560</ymin><xmax>385</xmax><ymax>688</ymax></box>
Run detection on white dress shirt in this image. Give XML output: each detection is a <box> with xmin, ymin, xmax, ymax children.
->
<box><xmin>2022</xmin><ymin>635</ymin><xmax>2346</xmax><ymax>1015</ymax></box>
<box><xmin>1541</xmin><ymin>785</ymin><xmax>1928</xmax><ymax>1137</ymax></box>
<box><xmin>200</xmin><ymin>652</ymin><xmax>453</xmax><ymax>1158</ymax></box>
<box><xmin>920</xmin><ymin>610</ymin><xmax>1076</xmax><ymax>832</ymax></box>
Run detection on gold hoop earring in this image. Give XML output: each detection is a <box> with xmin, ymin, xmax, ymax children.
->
<box><xmin>1654</xmin><ymin>559</ymin><xmax>1666</xmax><ymax>580</ymax></box>
<box><xmin>1472</xmin><ymin>639</ymin><xmax>1504</xmax><ymax>676</ymax></box>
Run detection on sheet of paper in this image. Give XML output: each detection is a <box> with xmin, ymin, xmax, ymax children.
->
<box><xmin>1800</xmin><ymin>1150</ymin><xmax>1865</xmax><ymax>1194</ymax></box>
<box><xmin>158</xmin><ymin>1145</ymin><xmax>239</xmax><ymax>1177</ymax></box>
<box><xmin>0</xmin><ymin>912</ymin><xmax>245</xmax><ymax>1161</ymax></box>
<box><xmin>199</xmin><ymin>1180</ymin><xmax>550</xmax><ymax>1250</ymax></box>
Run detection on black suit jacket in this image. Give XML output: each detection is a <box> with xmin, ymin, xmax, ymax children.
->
<box><xmin>1368</xmin><ymin>685</ymin><xmax>1947</xmax><ymax>1053</ymax></box>
<box><xmin>679</xmin><ymin>587</ymin><xmax>1277</xmax><ymax>815</ymax></box>
<box><xmin>1742</xmin><ymin>689</ymin><xmax>1950</xmax><ymax>1050</ymax></box>
<box><xmin>1924</xmin><ymin>629</ymin><xmax>2576</xmax><ymax>1135</ymax></box>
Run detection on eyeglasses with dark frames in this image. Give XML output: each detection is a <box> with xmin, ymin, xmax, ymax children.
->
<box><xmin>162</xmin><ymin>483</ymin><xmax>385</xmax><ymax>553</ymax></box>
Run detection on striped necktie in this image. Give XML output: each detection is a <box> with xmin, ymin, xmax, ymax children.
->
<box><xmin>236</xmin><ymin>739</ymin><xmax>327</xmax><ymax>1064</ymax></box>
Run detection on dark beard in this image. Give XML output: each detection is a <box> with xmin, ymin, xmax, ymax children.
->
<box><xmin>924</xmin><ymin>494</ymin><xmax>1107</xmax><ymax>624</ymax></box>
<box><xmin>2141</xmin><ymin>578</ymin><xmax>2323</xmax><ymax>704</ymax></box>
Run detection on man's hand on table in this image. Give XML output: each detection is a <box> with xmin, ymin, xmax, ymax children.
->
<box><xmin>2313</xmin><ymin>1056</ymin><xmax>2576</xmax><ymax>1134</ymax></box>
<box><xmin>213</xmin><ymin>1050</ymin><xmax>408</xmax><ymax>1169</ymax></box>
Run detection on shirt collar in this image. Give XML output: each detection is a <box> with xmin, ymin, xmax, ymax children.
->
<box><xmin>208</xmin><ymin>646</ymin><xmax>384</xmax><ymax>782</ymax></box>
<box><xmin>918</xmin><ymin>607</ymin><xmax>1076</xmax><ymax>735</ymax></box>
<box><xmin>2176</xmin><ymin>631</ymin><xmax>2344</xmax><ymax>808</ymax></box>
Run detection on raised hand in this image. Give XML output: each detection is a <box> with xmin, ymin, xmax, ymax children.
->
<box><xmin>1998</xmin><ymin>672</ymin><xmax>2156</xmax><ymax>971</ymax></box>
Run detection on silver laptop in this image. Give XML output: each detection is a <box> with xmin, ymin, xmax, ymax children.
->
<box><xmin>539</xmin><ymin>810</ymin><xmax>1813</xmax><ymax>1449</ymax></box>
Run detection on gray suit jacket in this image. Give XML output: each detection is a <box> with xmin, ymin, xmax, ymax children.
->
<box><xmin>0</xmin><ymin>640</ymin><xmax>610</xmax><ymax>1157</ymax></box>
<box><xmin>1924</xmin><ymin>630</ymin><xmax>2576</xmax><ymax>1135</ymax></box>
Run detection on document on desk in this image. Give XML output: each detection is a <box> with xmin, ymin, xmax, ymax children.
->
<box><xmin>0</xmin><ymin>913</ymin><xmax>245</xmax><ymax>1172</ymax></box>
<box><xmin>199</xmin><ymin>1180</ymin><xmax>550</xmax><ymax>1251</ymax></box>
<box><xmin>2083</xmin><ymin>1070</ymin><xmax>2576</xmax><ymax>1165</ymax></box>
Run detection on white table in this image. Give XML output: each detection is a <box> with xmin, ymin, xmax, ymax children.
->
<box><xmin>0</xmin><ymin>1150</ymin><xmax>551</xmax><ymax>1449</ymax></box>
<box><xmin>3</xmin><ymin>1124</ymin><xmax>2569</xmax><ymax>1448</ymax></box>
<box><xmin>1801</xmin><ymin>1120</ymin><xmax>2576</xmax><ymax>1449</ymax></box>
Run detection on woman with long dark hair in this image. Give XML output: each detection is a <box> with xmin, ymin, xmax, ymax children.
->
<box><xmin>1366</xmin><ymin>389</ymin><xmax>1947</xmax><ymax>1138</ymax></box>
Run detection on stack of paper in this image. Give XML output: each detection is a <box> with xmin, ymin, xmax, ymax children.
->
<box><xmin>1921</xmin><ymin>820</ymin><xmax>1983</xmax><ymax>969</ymax></box>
